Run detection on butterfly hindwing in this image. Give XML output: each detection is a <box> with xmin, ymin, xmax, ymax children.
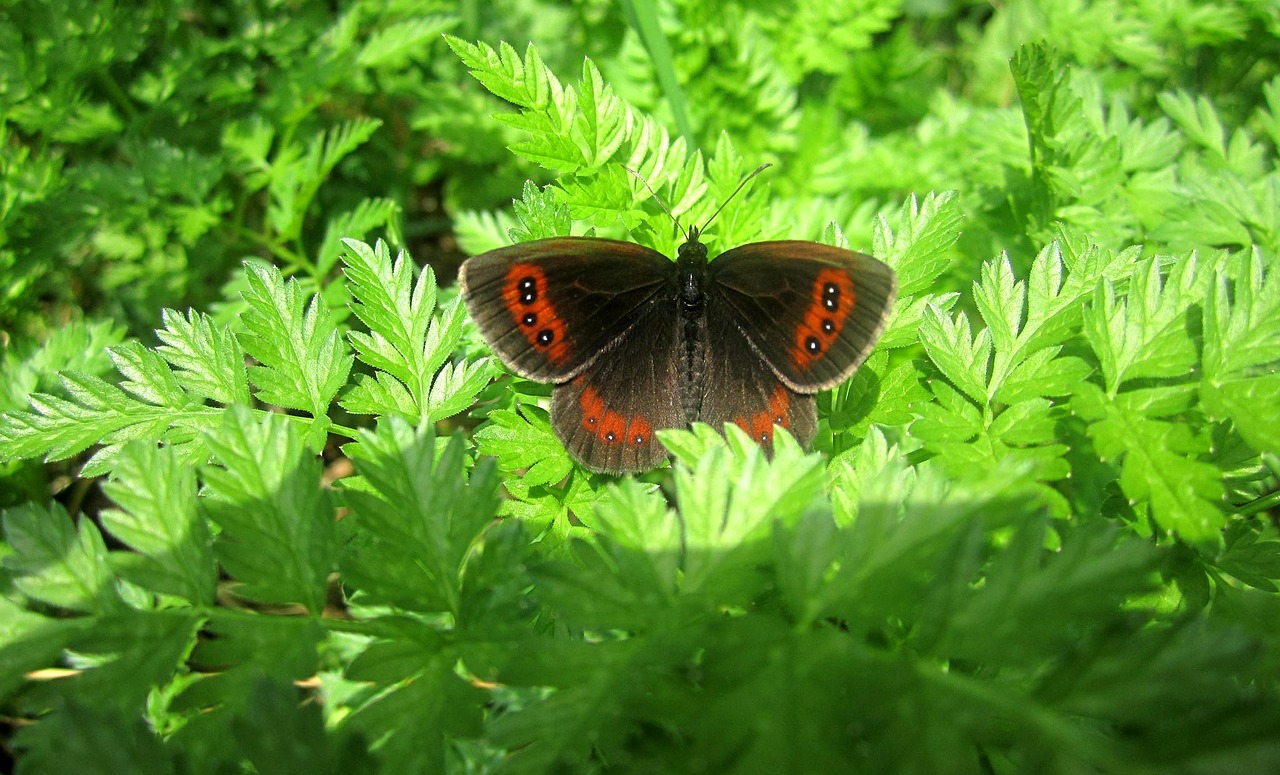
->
<box><xmin>459</xmin><ymin>237</ymin><xmax>676</xmax><ymax>382</ymax></box>
<box><xmin>708</xmin><ymin>241</ymin><xmax>897</xmax><ymax>392</ymax></box>
<box><xmin>697</xmin><ymin>292</ymin><xmax>818</xmax><ymax>451</ymax></box>
<box><xmin>551</xmin><ymin>304</ymin><xmax>686</xmax><ymax>474</ymax></box>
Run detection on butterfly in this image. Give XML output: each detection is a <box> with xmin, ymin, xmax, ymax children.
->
<box><xmin>459</xmin><ymin>173</ymin><xmax>897</xmax><ymax>475</ymax></box>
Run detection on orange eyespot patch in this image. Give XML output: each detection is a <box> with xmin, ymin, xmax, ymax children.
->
<box><xmin>579</xmin><ymin>382</ymin><xmax>652</xmax><ymax>447</ymax></box>
<box><xmin>733</xmin><ymin>384</ymin><xmax>791</xmax><ymax>444</ymax></box>
<box><xmin>792</xmin><ymin>268</ymin><xmax>855</xmax><ymax>369</ymax></box>
<box><xmin>502</xmin><ymin>264</ymin><xmax>570</xmax><ymax>364</ymax></box>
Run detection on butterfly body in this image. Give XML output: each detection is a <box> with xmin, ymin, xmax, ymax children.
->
<box><xmin>460</xmin><ymin>231</ymin><xmax>896</xmax><ymax>475</ymax></box>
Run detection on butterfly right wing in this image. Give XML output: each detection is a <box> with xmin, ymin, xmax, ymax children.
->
<box><xmin>459</xmin><ymin>238</ymin><xmax>677</xmax><ymax>382</ymax></box>
<box><xmin>550</xmin><ymin>301</ymin><xmax>686</xmax><ymax>475</ymax></box>
<box><xmin>697</xmin><ymin>289</ymin><xmax>818</xmax><ymax>452</ymax></box>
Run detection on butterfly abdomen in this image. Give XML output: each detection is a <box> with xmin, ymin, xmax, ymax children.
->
<box><xmin>679</xmin><ymin>305</ymin><xmax>707</xmax><ymax>422</ymax></box>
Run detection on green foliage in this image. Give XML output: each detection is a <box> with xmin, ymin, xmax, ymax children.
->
<box><xmin>3</xmin><ymin>1</ymin><xmax>1280</xmax><ymax>773</ymax></box>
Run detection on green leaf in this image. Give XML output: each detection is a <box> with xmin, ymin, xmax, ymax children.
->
<box><xmin>509</xmin><ymin>179</ymin><xmax>574</xmax><ymax>241</ymax></box>
<box><xmin>1075</xmin><ymin>383</ymin><xmax>1224</xmax><ymax>543</ymax></box>
<box><xmin>340</xmin><ymin>423</ymin><xmax>499</xmax><ymax>615</ymax></box>
<box><xmin>356</xmin><ymin>16</ymin><xmax>457</xmax><ymax>69</ymax></box>
<box><xmin>1202</xmin><ymin>373</ymin><xmax>1280</xmax><ymax>456</ymax></box>
<box><xmin>994</xmin><ymin>348</ymin><xmax>1093</xmax><ymax>404</ymax></box>
<box><xmin>11</xmin><ymin>698</ymin><xmax>177</xmax><ymax>774</ymax></box>
<box><xmin>1202</xmin><ymin>248</ymin><xmax>1280</xmax><ymax>383</ymax></box>
<box><xmin>1011</xmin><ymin>43</ymin><xmax>1127</xmax><ymax>242</ymax></box>
<box><xmin>1</xmin><ymin>502</ymin><xmax>122</xmax><ymax>614</ymax></box>
<box><xmin>573</xmin><ymin>60</ymin><xmax>629</xmax><ymax>169</ymax></box>
<box><xmin>1084</xmin><ymin>254</ymin><xmax>1206</xmax><ymax>395</ymax></box>
<box><xmin>446</xmin><ymin>37</ymin><xmax>563</xmax><ymax>112</ymax></box>
<box><xmin>875</xmin><ymin>191</ymin><xmax>963</xmax><ymax>298</ymax></box>
<box><xmin>671</xmin><ymin>425</ymin><xmax>824</xmax><ymax>597</ymax></box>
<box><xmin>342</xmin><ymin>639</ymin><xmax>485</xmax><ymax>773</ymax></box>
<box><xmin>0</xmin><ymin>373</ymin><xmax>171</xmax><ymax>466</ymax></box>
<box><xmin>910</xmin><ymin>379</ymin><xmax>982</xmax><ymax>445</ymax></box>
<box><xmin>825</xmin><ymin>350</ymin><xmax>929</xmax><ymax>439</ymax></box>
<box><xmin>199</xmin><ymin>408</ymin><xmax>336</xmax><ymax>614</ymax></box>
<box><xmin>0</xmin><ymin>319</ymin><xmax>123</xmax><ymax>413</ymax></box>
<box><xmin>0</xmin><ymin>597</ymin><xmax>83</xmax><ymax>701</ymax></box>
<box><xmin>316</xmin><ymin>197</ymin><xmax>401</xmax><ymax>275</ymax></box>
<box><xmin>919</xmin><ymin>304</ymin><xmax>991</xmax><ymax>404</ymax></box>
<box><xmin>25</xmin><ymin>611</ymin><xmax>203</xmax><ymax>714</ymax></box>
<box><xmin>534</xmin><ymin>494</ymin><xmax>681</xmax><ymax>631</ymax></box>
<box><xmin>99</xmin><ymin>441</ymin><xmax>216</xmax><ymax>604</ymax></box>
<box><xmin>473</xmin><ymin>407</ymin><xmax>576</xmax><ymax>487</ymax></box>
<box><xmin>267</xmin><ymin>118</ymin><xmax>382</xmax><ymax>241</ymax></box>
<box><xmin>339</xmin><ymin>239</ymin><xmax>490</xmax><ymax>422</ymax></box>
<box><xmin>977</xmin><ymin>237</ymin><xmax>1125</xmax><ymax>392</ymax></box>
<box><xmin>239</xmin><ymin>263</ymin><xmax>352</xmax><ymax>420</ymax></box>
<box><xmin>154</xmin><ymin>309</ymin><xmax>252</xmax><ymax>406</ymax></box>
<box><xmin>232</xmin><ymin>679</ymin><xmax>376</xmax><ymax>775</ymax></box>
<box><xmin>932</xmin><ymin>520</ymin><xmax>1157</xmax><ymax>667</ymax></box>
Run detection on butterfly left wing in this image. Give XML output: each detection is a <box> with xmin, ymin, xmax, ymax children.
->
<box><xmin>459</xmin><ymin>238</ymin><xmax>676</xmax><ymax>383</ymax></box>
<box><xmin>550</xmin><ymin>301</ymin><xmax>686</xmax><ymax>475</ymax></box>
<box><xmin>707</xmin><ymin>241</ymin><xmax>897</xmax><ymax>392</ymax></box>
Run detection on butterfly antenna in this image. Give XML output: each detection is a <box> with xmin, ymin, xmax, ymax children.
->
<box><xmin>623</xmin><ymin>165</ymin><xmax>688</xmax><ymax>240</ymax></box>
<box><xmin>699</xmin><ymin>163</ymin><xmax>772</xmax><ymax>234</ymax></box>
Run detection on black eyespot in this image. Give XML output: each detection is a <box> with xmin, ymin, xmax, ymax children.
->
<box><xmin>633</xmin><ymin>434</ymin><xmax>645</xmax><ymax>445</ymax></box>
<box><xmin>774</xmin><ymin>415</ymin><xmax>785</xmax><ymax>423</ymax></box>
<box><xmin>823</xmin><ymin>282</ymin><xmax>840</xmax><ymax>311</ymax></box>
<box><xmin>518</xmin><ymin>277</ymin><xmax>537</xmax><ymax>304</ymax></box>
<box><xmin>805</xmin><ymin>336</ymin><xmax>821</xmax><ymax>354</ymax></box>
<box><xmin>522</xmin><ymin>312</ymin><xmax>537</xmax><ymax>326</ymax></box>
<box><xmin>759</xmin><ymin>432</ymin><xmax>769</xmax><ymax>442</ymax></box>
<box><xmin>587</xmin><ymin>417</ymin><xmax>597</xmax><ymax>425</ymax></box>
<box><xmin>536</xmin><ymin>329</ymin><xmax>555</xmax><ymax>346</ymax></box>
<box><xmin>605</xmin><ymin>431</ymin><xmax>616</xmax><ymax>442</ymax></box>
<box><xmin>821</xmin><ymin>319</ymin><xmax>835</xmax><ymax>334</ymax></box>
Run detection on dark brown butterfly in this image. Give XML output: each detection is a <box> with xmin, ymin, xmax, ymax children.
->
<box><xmin>460</xmin><ymin>172</ymin><xmax>897</xmax><ymax>474</ymax></box>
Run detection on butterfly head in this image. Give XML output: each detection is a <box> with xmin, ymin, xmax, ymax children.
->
<box><xmin>677</xmin><ymin>225</ymin><xmax>709</xmax><ymax>261</ymax></box>
<box><xmin>624</xmin><ymin>163</ymin><xmax>772</xmax><ymax>267</ymax></box>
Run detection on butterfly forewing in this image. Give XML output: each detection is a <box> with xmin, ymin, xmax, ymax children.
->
<box><xmin>551</xmin><ymin>304</ymin><xmax>686</xmax><ymax>474</ymax></box>
<box><xmin>459</xmin><ymin>238</ymin><xmax>676</xmax><ymax>382</ymax></box>
<box><xmin>698</xmin><ymin>291</ymin><xmax>818</xmax><ymax>450</ymax></box>
<box><xmin>708</xmin><ymin>241</ymin><xmax>897</xmax><ymax>392</ymax></box>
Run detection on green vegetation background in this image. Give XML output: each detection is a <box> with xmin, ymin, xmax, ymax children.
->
<box><xmin>2</xmin><ymin>0</ymin><xmax>1279</xmax><ymax>772</ymax></box>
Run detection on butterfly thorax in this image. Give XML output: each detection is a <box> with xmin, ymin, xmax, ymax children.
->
<box><xmin>676</xmin><ymin>232</ymin><xmax>710</xmax><ymax>311</ymax></box>
<box><xmin>675</xmin><ymin>231</ymin><xmax>711</xmax><ymax>421</ymax></box>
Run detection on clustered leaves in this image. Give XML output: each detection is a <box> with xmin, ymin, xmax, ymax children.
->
<box><xmin>3</xmin><ymin>1</ymin><xmax>1280</xmax><ymax>773</ymax></box>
